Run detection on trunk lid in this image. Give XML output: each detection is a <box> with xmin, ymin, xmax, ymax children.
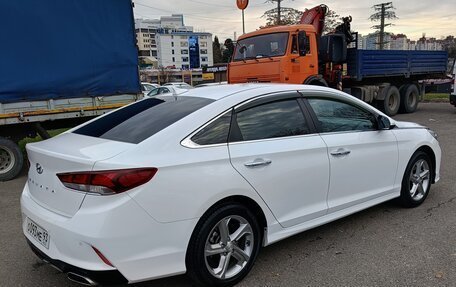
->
<box><xmin>26</xmin><ymin>133</ymin><xmax>134</xmax><ymax>217</ymax></box>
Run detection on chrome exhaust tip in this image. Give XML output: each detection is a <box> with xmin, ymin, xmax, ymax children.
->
<box><xmin>67</xmin><ymin>272</ymin><xmax>98</xmax><ymax>286</ymax></box>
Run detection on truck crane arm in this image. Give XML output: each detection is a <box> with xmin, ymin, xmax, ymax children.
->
<box><xmin>300</xmin><ymin>4</ymin><xmax>328</xmax><ymax>36</ymax></box>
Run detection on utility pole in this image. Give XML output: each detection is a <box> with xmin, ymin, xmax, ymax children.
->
<box><xmin>379</xmin><ymin>4</ymin><xmax>385</xmax><ymax>50</ymax></box>
<box><xmin>369</xmin><ymin>2</ymin><xmax>397</xmax><ymax>50</ymax></box>
<box><xmin>277</xmin><ymin>0</ymin><xmax>281</xmax><ymax>25</ymax></box>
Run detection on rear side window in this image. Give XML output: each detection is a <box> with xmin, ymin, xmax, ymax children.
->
<box><xmin>191</xmin><ymin>111</ymin><xmax>232</xmax><ymax>145</ymax></box>
<box><xmin>73</xmin><ymin>97</ymin><xmax>213</xmax><ymax>144</ymax></box>
<box><xmin>233</xmin><ymin>99</ymin><xmax>310</xmax><ymax>141</ymax></box>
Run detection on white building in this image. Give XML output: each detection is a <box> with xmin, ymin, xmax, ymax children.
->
<box><xmin>416</xmin><ymin>38</ymin><xmax>443</xmax><ymax>51</ymax></box>
<box><xmin>156</xmin><ymin>32</ymin><xmax>213</xmax><ymax>69</ymax></box>
<box><xmin>390</xmin><ymin>34</ymin><xmax>408</xmax><ymax>50</ymax></box>
<box><xmin>135</xmin><ymin>15</ymin><xmax>213</xmax><ymax>69</ymax></box>
<box><xmin>364</xmin><ymin>33</ymin><xmax>378</xmax><ymax>50</ymax></box>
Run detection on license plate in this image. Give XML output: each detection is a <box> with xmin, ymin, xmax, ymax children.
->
<box><xmin>26</xmin><ymin>218</ymin><xmax>50</xmax><ymax>249</ymax></box>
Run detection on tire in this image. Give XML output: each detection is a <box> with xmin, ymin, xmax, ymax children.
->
<box><xmin>399</xmin><ymin>151</ymin><xmax>432</xmax><ymax>208</ymax></box>
<box><xmin>380</xmin><ymin>85</ymin><xmax>400</xmax><ymax>116</ymax></box>
<box><xmin>186</xmin><ymin>203</ymin><xmax>262</xmax><ymax>287</ymax></box>
<box><xmin>400</xmin><ymin>84</ymin><xmax>419</xmax><ymax>113</ymax></box>
<box><xmin>0</xmin><ymin>137</ymin><xmax>24</xmax><ymax>181</ymax></box>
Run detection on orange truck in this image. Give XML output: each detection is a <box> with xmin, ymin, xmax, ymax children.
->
<box><xmin>228</xmin><ymin>5</ymin><xmax>448</xmax><ymax>116</ymax></box>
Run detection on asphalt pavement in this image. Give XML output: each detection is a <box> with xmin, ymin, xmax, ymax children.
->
<box><xmin>1</xmin><ymin>102</ymin><xmax>455</xmax><ymax>287</ymax></box>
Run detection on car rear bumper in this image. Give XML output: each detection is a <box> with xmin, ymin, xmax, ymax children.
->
<box><xmin>21</xmin><ymin>183</ymin><xmax>199</xmax><ymax>283</ymax></box>
<box><xmin>27</xmin><ymin>239</ymin><xmax>128</xmax><ymax>285</ymax></box>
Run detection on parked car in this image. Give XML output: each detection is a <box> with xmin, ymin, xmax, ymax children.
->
<box><xmin>163</xmin><ymin>82</ymin><xmax>193</xmax><ymax>89</ymax></box>
<box><xmin>195</xmin><ymin>81</ymin><xmax>228</xmax><ymax>88</ymax></box>
<box><xmin>146</xmin><ymin>86</ymin><xmax>188</xmax><ymax>97</ymax></box>
<box><xmin>141</xmin><ymin>82</ymin><xmax>159</xmax><ymax>96</ymax></box>
<box><xmin>21</xmin><ymin>84</ymin><xmax>441</xmax><ymax>287</ymax></box>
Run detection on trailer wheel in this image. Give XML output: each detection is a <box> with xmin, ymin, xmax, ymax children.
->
<box><xmin>400</xmin><ymin>84</ymin><xmax>419</xmax><ymax>113</ymax></box>
<box><xmin>380</xmin><ymin>86</ymin><xmax>400</xmax><ymax>116</ymax></box>
<box><xmin>0</xmin><ymin>138</ymin><xmax>24</xmax><ymax>181</ymax></box>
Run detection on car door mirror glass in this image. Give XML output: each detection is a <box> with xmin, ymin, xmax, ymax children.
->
<box><xmin>377</xmin><ymin>115</ymin><xmax>391</xmax><ymax>130</ymax></box>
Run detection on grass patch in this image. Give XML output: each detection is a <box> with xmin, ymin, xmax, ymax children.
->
<box><xmin>423</xmin><ymin>93</ymin><xmax>450</xmax><ymax>101</ymax></box>
<box><xmin>18</xmin><ymin>128</ymin><xmax>68</xmax><ymax>154</ymax></box>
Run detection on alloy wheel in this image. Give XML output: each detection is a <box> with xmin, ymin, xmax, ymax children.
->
<box><xmin>409</xmin><ymin>159</ymin><xmax>430</xmax><ymax>201</ymax></box>
<box><xmin>204</xmin><ymin>215</ymin><xmax>254</xmax><ymax>279</ymax></box>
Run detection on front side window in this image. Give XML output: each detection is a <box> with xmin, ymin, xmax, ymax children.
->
<box><xmin>234</xmin><ymin>99</ymin><xmax>310</xmax><ymax>141</ymax></box>
<box><xmin>233</xmin><ymin>32</ymin><xmax>289</xmax><ymax>61</ymax></box>
<box><xmin>307</xmin><ymin>98</ymin><xmax>376</xmax><ymax>133</ymax></box>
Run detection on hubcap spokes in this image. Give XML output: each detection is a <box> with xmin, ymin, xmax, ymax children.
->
<box><xmin>409</xmin><ymin>159</ymin><xmax>430</xmax><ymax>201</ymax></box>
<box><xmin>0</xmin><ymin>147</ymin><xmax>15</xmax><ymax>173</ymax></box>
<box><xmin>204</xmin><ymin>215</ymin><xmax>254</xmax><ymax>279</ymax></box>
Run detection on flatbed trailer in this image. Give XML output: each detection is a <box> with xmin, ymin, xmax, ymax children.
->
<box><xmin>346</xmin><ymin>49</ymin><xmax>448</xmax><ymax>81</ymax></box>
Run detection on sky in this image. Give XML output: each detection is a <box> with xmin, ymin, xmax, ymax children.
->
<box><xmin>133</xmin><ymin>0</ymin><xmax>456</xmax><ymax>41</ymax></box>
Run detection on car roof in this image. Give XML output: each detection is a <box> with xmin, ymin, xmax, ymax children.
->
<box><xmin>171</xmin><ymin>83</ymin><xmax>340</xmax><ymax>101</ymax></box>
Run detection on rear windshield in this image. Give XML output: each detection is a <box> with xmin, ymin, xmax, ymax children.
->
<box><xmin>73</xmin><ymin>96</ymin><xmax>213</xmax><ymax>144</ymax></box>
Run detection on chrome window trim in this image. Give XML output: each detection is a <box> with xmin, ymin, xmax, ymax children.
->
<box><xmin>227</xmin><ymin>133</ymin><xmax>320</xmax><ymax>146</ymax></box>
<box><xmin>180</xmin><ymin>108</ymin><xmax>232</xmax><ymax>149</ymax></box>
<box><xmin>180</xmin><ymin>91</ymin><xmax>304</xmax><ymax>149</ymax></box>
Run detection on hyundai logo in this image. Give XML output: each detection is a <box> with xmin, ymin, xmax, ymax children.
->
<box><xmin>36</xmin><ymin>163</ymin><xmax>43</xmax><ymax>174</ymax></box>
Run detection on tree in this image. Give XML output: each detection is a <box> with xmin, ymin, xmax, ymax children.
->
<box><xmin>322</xmin><ymin>9</ymin><xmax>341</xmax><ymax>34</ymax></box>
<box><xmin>222</xmin><ymin>38</ymin><xmax>235</xmax><ymax>63</ymax></box>
<box><xmin>261</xmin><ymin>2</ymin><xmax>343</xmax><ymax>35</ymax></box>
<box><xmin>442</xmin><ymin>35</ymin><xmax>456</xmax><ymax>58</ymax></box>
<box><xmin>157</xmin><ymin>66</ymin><xmax>171</xmax><ymax>85</ymax></box>
<box><xmin>212</xmin><ymin>36</ymin><xmax>223</xmax><ymax>64</ymax></box>
<box><xmin>262</xmin><ymin>7</ymin><xmax>303</xmax><ymax>27</ymax></box>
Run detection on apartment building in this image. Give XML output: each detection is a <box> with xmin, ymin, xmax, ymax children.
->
<box><xmin>135</xmin><ymin>15</ymin><xmax>213</xmax><ymax>69</ymax></box>
<box><xmin>390</xmin><ymin>34</ymin><xmax>408</xmax><ymax>50</ymax></box>
<box><xmin>156</xmin><ymin>32</ymin><xmax>213</xmax><ymax>69</ymax></box>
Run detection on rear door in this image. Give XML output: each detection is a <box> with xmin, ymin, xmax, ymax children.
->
<box><xmin>305</xmin><ymin>96</ymin><xmax>398</xmax><ymax>213</ymax></box>
<box><xmin>228</xmin><ymin>92</ymin><xmax>330</xmax><ymax>228</ymax></box>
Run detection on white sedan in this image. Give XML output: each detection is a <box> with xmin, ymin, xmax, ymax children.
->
<box><xmin>145</xmin><ymin>86</ymin><xmax>188</xmax><ymax>97</ymax></box>
<box><xmin>140</xmin><ymin>82</ymin><xmax>159</xmax><ymax>96</ymax></box>
<box><xmin>21</xmin><ymin>84</ymin><xmax>441</xmax><ymax>286</ymax></box>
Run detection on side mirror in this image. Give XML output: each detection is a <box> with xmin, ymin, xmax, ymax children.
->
<box><xmin>377</xmin><ymin>115</ymin><xmax>393</xmax><ymax>130</ymax></box>
<box><xmin>298</xmin><ymin>31</ymin><xmax>307</xmax><ymax>56</ymax></box>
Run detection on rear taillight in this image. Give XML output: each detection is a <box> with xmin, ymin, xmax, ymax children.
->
<box><xmin>57</xmin><ymin>168</ymin><xmax>157</xmax><ymax>195</ymax></box>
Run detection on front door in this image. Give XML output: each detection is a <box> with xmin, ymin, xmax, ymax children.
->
<box><xmin>306</xmin><ymin>97</ymin><xmax>399</xmax><ymax>213</ymax></box>
<box><xmin>228</xmin><ymin>93</ymin><xmax>330</xmax><ymax>228</ymax></box>
<box><xmin>288</xmin><ymin>32</ymin><xmax>318</xmax><ymax>84</ymax></box>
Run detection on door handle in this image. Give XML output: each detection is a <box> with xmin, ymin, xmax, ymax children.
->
<box><xmin>330</xmin><ymin>148</ymin><xmax>351</xmax><ymax>156</ymax></box>
<box><xmin>244</xmin><ymin>158</ymin><xmax>272</xmax><ymax>167</ymax></box>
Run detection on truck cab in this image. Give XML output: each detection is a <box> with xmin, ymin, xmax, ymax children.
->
<box><xmin>228</xmin><ymin>25</ymin><xmax>319</xmax><ymax>85</ymax></box>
